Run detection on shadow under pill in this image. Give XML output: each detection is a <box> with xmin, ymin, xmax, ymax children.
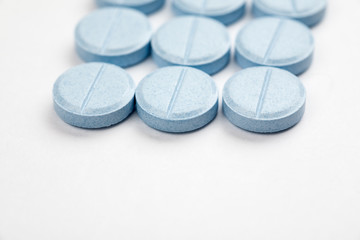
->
<box><xmin>133</xmin><ymin>115</ymin><xmax>203</xmax><ymax>142</ymax></box>
<box><xmin>46</xmin><ymin>104</ymin><xmax>135</xmax><ymax>137</ymax></box>
<box><xmin>219</xmin><ymin>112</ymin><xmax>287</xmax><ymax>143</ymax></box>
<box><xmin>69</xmin><ymin>48</ymin><xmax>83</xmax><ymax>66</ymax></box>
<box><xmin>46</xmin><ymin>104</ymin><xmax>91</xmax><ymax>137</ymax></box>
<box><xmin>87</xmin><ymin>1</ymin><xmax>97</xmax><ymax>12</ymax></box>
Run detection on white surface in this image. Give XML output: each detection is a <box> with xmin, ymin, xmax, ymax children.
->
<box><xmin>0</xmin><ymin>0</ymin><xmax>360</xmax><ymax>239</ymax></box>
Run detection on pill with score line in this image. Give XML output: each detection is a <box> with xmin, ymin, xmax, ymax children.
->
<box><xmin>75</xmin><ymin>7</ymin><xmax>152</xmax><ymax>68</ymax></box>
<box><xmin>151</xmin><ymin>16</ymin><xmax>231</xmax><ymax>75</ymax></box>
<box><xmin>172</xmin><ymin>0</ymin><xmax>246</xmax><ymax>25</ymax></box>
<box><xmin>136</xmin><ymin>67</ymin><xmax>219</xmax><ymax>133</ymax></box>
<box><xmin>235</xmin><ymin>17</ymin><xmax>314</xmax><ymax>75</ymax></box>
<box><xmin>252</xmin><ymin>0</ymin><xmax>327</xmax><ymax>27</ymax></box>
<box><xmin>53</xmin><ymin>63</ymin><xmax>136</xmax><ymax>129</ymax></box>
<box><xmin>222</xmin><ymin>67</ymin><xmax>306</xmax><ymax>133</ymax></box>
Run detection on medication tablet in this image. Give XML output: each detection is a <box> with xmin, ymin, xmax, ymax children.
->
<box><xmin>136</xmin><ymin>67</ymin><xmax>219</xmax><ymax>133</ymax></box>
<box><xmin>235</xmin><ymin>17</ymin><xmax>314</xmax><ymax>75</ymax></box>
<box><xmin>75</xmin><ymin>8</ymin><xmax>152</xmax><ymax>68</ymax></box>
<box><xmin>223</xmin><ymin>67</ymin><xmax>306</xmax><ymax>133</ymax></box>
<box><xmin>151</xmin><ymin>16</ymin><xmax>231</xmax><ymax>75</ymax></box>
<box><xmin>53</xmin><ymin>63</ymin><xmax>136</xmax><ymax>129</ymax></box>
<box><xmin>252</xmin><ymin>0</ymin><xmax>327</xmax><ymax>27</ymax></box>
<box><xmin>172</xmin><ymin>0</ymin><xmax>246</xmax><ymax>25</ymax></box>
<box><xmin>96</xmin><ymin>0</ymin><xmax>165</xmax><ymax>15</ymax></box>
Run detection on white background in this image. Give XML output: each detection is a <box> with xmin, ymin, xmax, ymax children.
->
<box><xmin>1</xmin><ymin>0</ymin><xmax>360</xmax><ymax>239</ymax></box>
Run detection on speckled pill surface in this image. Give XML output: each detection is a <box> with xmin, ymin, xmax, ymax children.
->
<box><xmin>96</xmin><ymin>0</ymin><xmax>165</xmax><ymax>15</ymax></box>
<box><xmin>252</xmin><ymin>0</ymin><xmax>327</xmax><ymax>27</ymax></box>
<box><xmin>235</xmin><ymin>17</ymin><xmax>314</xmax><ymax>75</ymax></box>
<box><xmin>172</xmin><ymin>0</ymin><xmax>246</xmax><ymax>25</ymax></box>
<box><xmin>223</xmin><ymin>67</ymin><xmax>306</xmax><ymax>133</ymax></box>
<box><xmin>136</xmin><ymin>67</ymin><xmax>219</xmax><ymax>133</ymax></box>
<box><xmin>53</xmin><ymin>63</ymin><xmax>136</xmax><ymax>129</ymax></box>
<box><xmin>151</xmin><ymin>16</ymin><xmax>231</xmax><ymax>75</ymax></box>
<box><xmin>75</xmin><ymin>7</ymin><xmax>152</xmax><ymax>68</ymax></box>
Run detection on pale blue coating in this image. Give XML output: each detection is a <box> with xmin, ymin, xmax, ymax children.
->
<box><xmin>75</xmin><ymin>8</ymin><xmax>152</xmax><ymax>68</ymax></box>
<box><xmin>235</xmin><ymin>17</ymin><xmax>314</xmax><ymax>75</ymax></box>
<box><xmin>96</xmin><ymin>0</ymin><xmax>165</xmax><ymax>15</ymax></box>
<box><xmin>136</xmin><ymin>67</ymin><xmax>219</xmax><ymax>133</ymax></box>
<box><xmin>53</xmin><ymin>63</ymin><xmax>136</xmax><ymax>129</ymax></box>
<box><xmin>172</xmin><ymin>0</ymin><xmax>246</xmax><ymax>25</ymax></box>
<box><xmin>223</xmin><ymin>67</ymin><xmax>306</xmax><ymax>133</ymax></box>
<box><xmin>252</xmin><ymin>0</ymin><xmax>327</xmax><ymax>27</ymax></box>
<box><xmin>151</xmin><ymin>16</ymin><xmax>231</xmax><ymax>75</ymax></box>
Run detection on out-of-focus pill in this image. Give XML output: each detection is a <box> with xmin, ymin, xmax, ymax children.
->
<box><xmin>96</xmin><ymin>0</ymin><xmax>165</xmax><ymax>15</ymax></box>
<box><xmin>172</xmin><ymin>0</ymin><xmax>246</xmax><ymax>25</ymax></box>
<box><xmin>53</xmin><ymin>63</ymin><xmax>135</xmax><ymax>129</ymax></box>
<box><xmin>252</xmin><ymin>0</ymin><xmax>327</xmax><ymax>27</ymax></box>
<box><xmin>136</xmin><ymin>67</ymin><xmax>219</xmax><ymax>133</ymax></box>
<box><xmin>75</xmin><ymin>8</ymin><xmax>152</xmax><ymax>68</ymax></box>
<box><xmin>151</xmin><ymin>16</ymin><xmax>231</xmax><ymax>75</ymax></box>
<box><xmin>235</xmin><ymin>17</ymin><xmax>314</xmax><ymax>75</ymax></box>
<box><xmin>223</xmin><ymin>67</ymin><xmax>306</xmax><ymax>133</ymax></box>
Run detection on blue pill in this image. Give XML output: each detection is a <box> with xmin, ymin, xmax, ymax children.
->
<box><xmin>53</xmin><ymin>63</ymin><xmax>136</xmax><ymax>129</ymax></box>
<box><xmin>223</xmin><ymin>67</ymin><xmax>306</xmax><ymax>133</ymax></box>
<box><xmin>151</xmin><ymin>16</ymin><xmax>231</xmax><ymax>75</ymax></box>
<box><xmin>235</xmin><ymin>17</ymin><xmax>314</xmax><ymax>75</ymax></box>
<box><xmin>75</xmin><ymin>8</ymin><xmax>152</xmax><ymax>68</ymax></box>
<box><xmin>172</xmin><ymin>0</ymin><xmax>246</xmax><ymax>25</ymax></box>
<box><xmin>252</xmin><ymin>0</ymin><xmax>327</xmax><ymax>27</ymax></box>
<box><xmin>95</xmin><ymin>0</ymin><xmax>165</xmax><ymax>15</ymax></box>
<box><xmin>136</xmin><ymin>67</ymin><xmax>219</xmax><ymax>133</ymax></box>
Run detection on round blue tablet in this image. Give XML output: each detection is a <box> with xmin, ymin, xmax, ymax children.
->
<box><xmin>95</xmin><ymin>0</ymin><xmax>165</xmax><ymax>15</ymax></box>
<box><xmin>252</xmin><ymin>0</ymin><xmax>327</xmax><ymax>27</ymax></box>
<box><xmin>151</xmin><ymin>16</ymin><xmax>231</xmax><ymax>75</ymax></box>
<box><xmin>53</xmin><ymin>63</ymin><xmax>136</xmax><ymax>129</ymax></box>
<box><xmin>235</xmin><ymin>17</ymin><xmax>314</xmax><ymax>75</ymax></box>
<box><xmin>172</xmin><ymin>0</ymin><xmax>246</xmax><ymax>25</ymax></box>
<box><xmin>75</xmin><ymin>8</ymin><xmax>152</xmax><ymax>68</ymax></box>
<box><xmin>223</xmin><ymin>67</ymin><xmax>306</xmax><ymax>133</ymax></box>
<box><xmin>136</xmin><ymin>67</ymin><xmax>219</xmax><ymax>133</ymax></box>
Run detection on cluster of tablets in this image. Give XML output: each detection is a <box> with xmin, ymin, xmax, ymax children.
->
<box><xmin>53</xmin><ymin>0</ymin><xmax>327</xmax><ymax>133</ymax></box>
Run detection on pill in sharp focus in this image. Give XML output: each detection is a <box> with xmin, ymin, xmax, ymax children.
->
<box><xmin>223</xmin><ymin>67</ymin><xmax>306</xmax><ymax>133</ymax></box>
<box><xmin>95</xmin><ymin>0</ymin><xmax>165</xmax><ymax>15</ymax></box>
<box><xmin>136</xmin><ymin>67</ymin><xmax>219</xmax><ymax>133</ymax></box>
<box><xmin>172</xmin><ymin>0</ymin><xmax>246</xmax><ymax>25</ymax></box>
<box><xmin>252</xmin><ymin>0</ymin><xmax>327</xmax><ymax>27</ymax></box>
<box><xmin>235</xmin><ymin>17</ymin><xmax>314</xmax><ymax>75</ymax></box>
<box><xmin>53</xmin><ymin>63</ymin><xmax>136</xmax><ymax>129</ymax></box>
<box><xmin>151</xmin><ymin>16</ymin><xmax>231</xmax><ymax>75</ymax></box>
<box><xmin>75</xmin><ymin>8</ymin><xmax>152</xmax><ymax>68</ymax></box>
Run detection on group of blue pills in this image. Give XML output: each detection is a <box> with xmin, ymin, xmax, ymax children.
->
<box><xmin>53</xmin><ymin>0</ymin><xmax>327</xmax><ymax>133</ymax></box>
